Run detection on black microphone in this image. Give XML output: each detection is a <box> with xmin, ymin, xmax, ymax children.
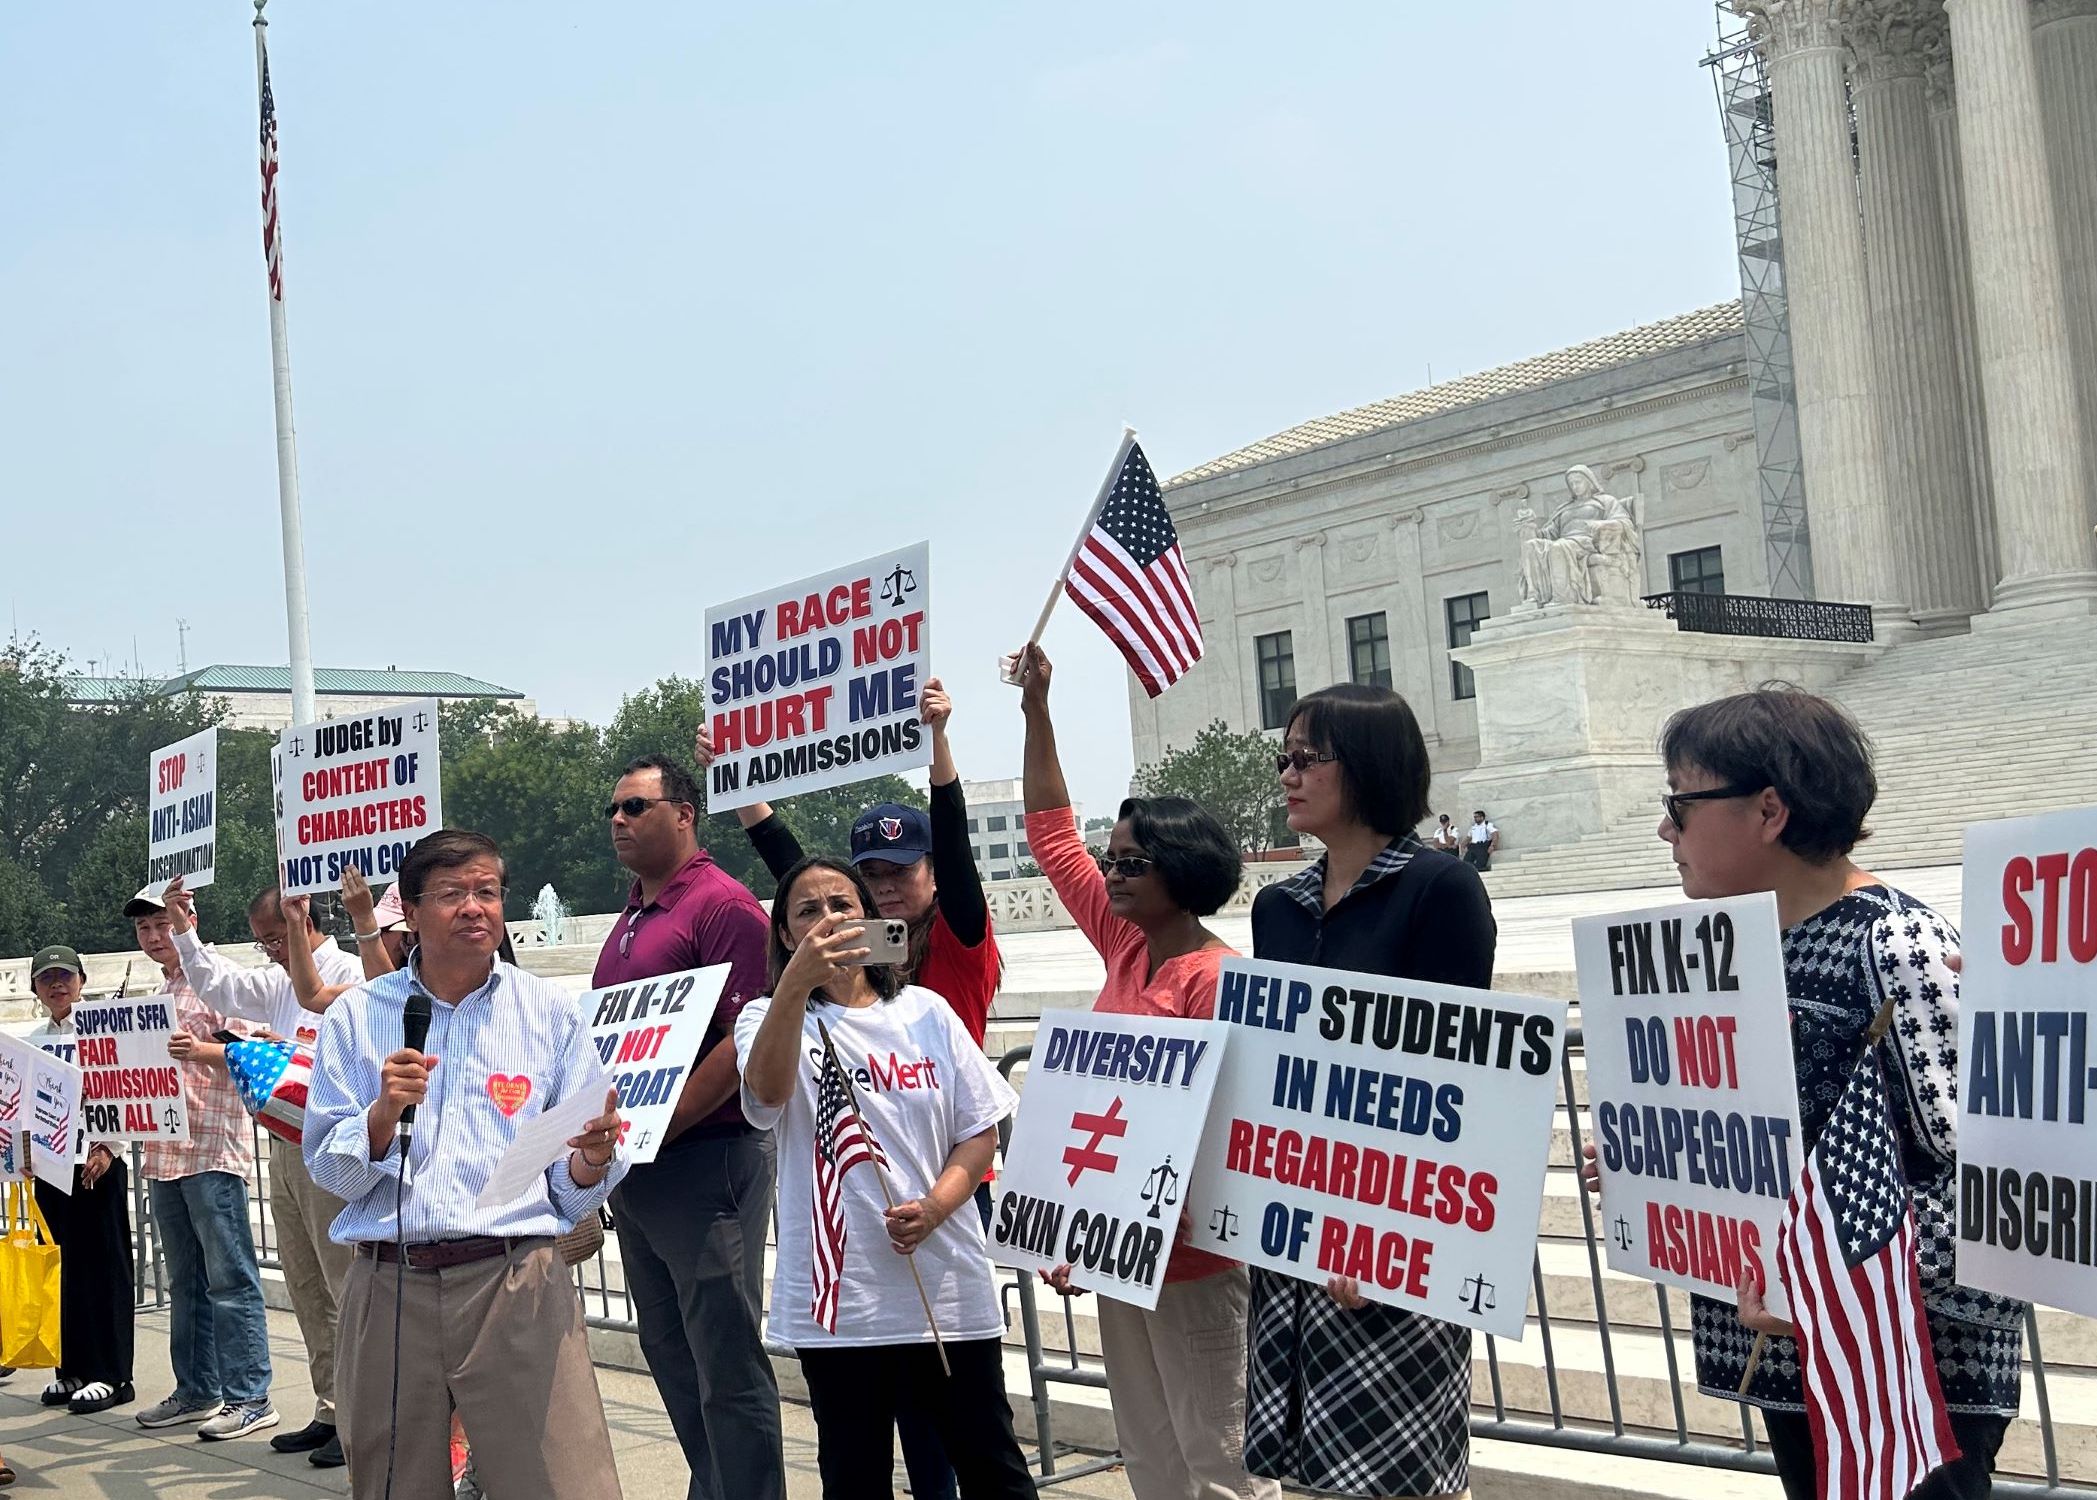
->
<box><xmin>399</xmin><ymin>991</ymin><xmax>433</xmax><ymax>1146</ymax></box>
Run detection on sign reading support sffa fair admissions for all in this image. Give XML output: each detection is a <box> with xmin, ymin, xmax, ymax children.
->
<box><xmin>277</xmin><ymin>699</ymin><xmax>443</xmax><ymax>896</ymax></box>
<box><xmin>1573</xmin><ymin>892</ymin><xmax>1800</xmax><ymax>1317</ymax></box>
<box><xmin>990</xmin><ymin>1012</ymin><xmax>1230</xmax><ymax>1310</ymax></box>
<box><xmin>578</xmin><ymin>964</ymin><xmax>728</xmax><ymax>1166</ymax></box>
<box><xmin>147</xmin><ymin>726</ymin><xmax>218</xmax><ymax>893</ymax></box>
<box><xmin>1957</xmin><ymin>807</ymin><xmax>2097</xmax><ymax>1316</ymax></box>
<box><xmin>704</xmin><ymin>543</ymin><xmax>930</xmax><ymax>813</ymax></box>
<box><xmin>65</xmin><ymin>997</ymin><xmax>190</xmax><ymax>1146</ymax></box>
<box><xmin>1183</xmin><ymin>957</ymin><xmax>1566</xmax><ymax>1340</ymax></box>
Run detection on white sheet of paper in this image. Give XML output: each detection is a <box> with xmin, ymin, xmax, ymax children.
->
<box><xmin>473</xmin><ymin>1065</ymin><xmax>613</xmax><ymax>1211</ymax></box>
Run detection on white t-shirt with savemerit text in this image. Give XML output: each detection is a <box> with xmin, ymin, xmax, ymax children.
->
<box><xmin>735</xmin><ymin>984</ymin><xmax>1016</xmax><ymax>1349</ymax></box>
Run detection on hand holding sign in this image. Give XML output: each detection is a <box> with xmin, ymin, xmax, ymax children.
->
<box><xmin>163</xmin><ymin>875</ymin><xmax>196</xmax><ymax>935</ymax></box>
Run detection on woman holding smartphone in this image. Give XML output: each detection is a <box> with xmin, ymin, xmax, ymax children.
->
<box><xmin>734</xmin><ymin>854</ymin><xmax>1035</xmax><ymax>1500</ymax></box>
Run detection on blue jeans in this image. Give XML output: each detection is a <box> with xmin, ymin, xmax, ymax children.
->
<box><xmin>149</xmin><ymin>1171</ymin><xmax>273</xmax><ymax>1407</ymax></box>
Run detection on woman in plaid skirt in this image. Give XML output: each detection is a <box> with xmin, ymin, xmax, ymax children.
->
<box><xmin>1245</xmin><ymin>684</ymin><xmax>1496</xmax><ymax>1499</ymax></box>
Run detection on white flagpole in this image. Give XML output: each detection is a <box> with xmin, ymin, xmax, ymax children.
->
<box><xmin>1016</xmin><ymin>425</ymin><xmax>1138</xmax><ymax>664</ymax></box>
<box><xmin>254</xmin><ymin>0</ymin><xmax>316</xmax><ymax>729</ymax></box>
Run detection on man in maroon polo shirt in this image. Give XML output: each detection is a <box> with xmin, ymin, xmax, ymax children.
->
<box><xmin>595</xmin><ymin>752</ymin><xmax>783</xmax><ymax>1500</ymax></box>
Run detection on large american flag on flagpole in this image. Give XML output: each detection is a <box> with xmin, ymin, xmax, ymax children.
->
<box><xmin>1063</xmin><ymin>441</ymin><xmax>1204</xmax><ymax>698</ymax></box>
<box><xmin>1775</xmin><ymin>1041</ymin><xmax>1958</xmax><ymax>1500</ymax></box>
<box><xmin>258</xmin><ymin>36</ymin><xmax>284</xmax><ymax>301</ymax></box>
<box><xmin>811</xmin><ymin>1045</ymin><xmax>888</xmax><ymax>1332</ymax></box>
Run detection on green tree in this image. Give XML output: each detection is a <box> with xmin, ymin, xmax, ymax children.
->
<box><xmin>1132</xmin><ymin>719</ymin><xmax>1286</xmax><ymax>854</ymax></box>
<box><xmin>439</xmin><ymin>701</ymin><xmax>619</xmax><ymax>918</ymax></box>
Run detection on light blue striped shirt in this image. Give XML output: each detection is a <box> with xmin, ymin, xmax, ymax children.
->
<box><xmin>303</xmin><ymin>956</ymin><xmax>626</xmax><ymax>1245</ymax></box>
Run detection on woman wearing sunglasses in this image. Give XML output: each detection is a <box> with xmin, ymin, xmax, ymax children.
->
<box><xmin>1581</xmin><ymin>687</ymin><xmax>2023</xmax><ymax>1499</ymax></box>
<box><xmin>1252</xmin><ymin>681</ymin><xmax>1495</xmax><ymax>1500</ymax></box>
<box><xmin>1013</xmin><ymin>643</ymin><xmax>1277</xmax><ymax>1500</ymax></box>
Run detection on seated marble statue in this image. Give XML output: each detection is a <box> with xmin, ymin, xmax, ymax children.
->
<box><xmin>1514</xmin><ymin>464</ymin><xmax>1643</xmax><ymax>607</ymax></box>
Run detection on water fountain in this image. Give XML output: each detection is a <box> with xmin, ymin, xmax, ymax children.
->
<box><xmin>530</xmin><ymin>884</ymin><xmax>571</xmax><ymax>947</ymax></box>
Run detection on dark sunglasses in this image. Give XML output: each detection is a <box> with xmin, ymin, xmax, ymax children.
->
<box><xmin>1660</xmin><ymin>785</ymin><xmax>1766</xmax><ymax>832</ymax></box>
<box><xmin>1275</xmin><ymin>749</ymin><xmax>1340</xmax><ymax>775</ymax></box>
<box><xmin>1096</xmin><ymin>854</ymin><xmax>1157</xmax><ymax>880</ymax></box>
<box><xmin>604</xmin><ymin>796</ymin><xmax>683</xmax><ymax>821</ymax></box>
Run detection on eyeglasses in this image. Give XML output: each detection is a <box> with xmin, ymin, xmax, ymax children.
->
<box><xmin>420</xmin><ymin>884</ymin><xmax>508</xmax><ymax>913</ymax></box>
<box><xmin>1660</xmin><ymin>785</ymin><xmax>1766</xmax><ymax>832</ymax></box>
<box><xmin>1275</xmin><ymin>749</ymin><xmax>1340</xmax><ymax>775</ymax></box>
<box><xmin>252</xmin><ymin>936</ymin><xmax>289</xmax><ymax>958</ymax></box>
<box><xmin>1096</xmin><ymin>854</ymin><xmax>1157</xmax><ymax>880</ymax></box>
<box><xmin>605</xmin><ymin>796</ymin><xmax>684</xmax><ymax>821</ymax></box>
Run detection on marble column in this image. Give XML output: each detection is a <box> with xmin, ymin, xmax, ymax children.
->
<box><xmin>1849</xmin><ymin>4</ymin><xmax>1985</xmax><ymax>626</ymax></box>
<box><xmin>1923</xmin><ymin>35</ymin><xmax>2002</xmax><ymax>600</ymax></box>
<box><xmin>1292</xmin><ymin>532</ymin><xmax>1335</xmax><ymax>692</ymax></box>
<box><xmin>1745</xmin><ymin>0</ymin><xmax>1908</xmax><ymax>616</ymax></box>
<box><xmin>1200</xmin><ymin>553</ymin><xmax>1246</xmax><ymax>730</ymax></box>
<box><xmin>1387</xmin><ymin>508</ymin><xmax>1439</xmax><ymax>742</ymax></box>
<box><xmin>2033</xmin><ymin>0</ymin><xmax>2097</xmax><ymax>534</ymax></box>
<box><xmin>1944</xmin><ymin>0</ymin><xmax>2097</xmax><ymax>609</ymax></box>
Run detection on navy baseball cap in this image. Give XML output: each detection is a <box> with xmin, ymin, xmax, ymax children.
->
<box><xmin>851</xmin><ymin>804</ymin><xmax>932</xmax><ymax>866</ymax></box>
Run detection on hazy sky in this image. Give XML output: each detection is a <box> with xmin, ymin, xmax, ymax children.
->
<box><xmin>3</xmin><ymin>2</ymin><xmax>1739</xmax><ymax>815</ymax></box>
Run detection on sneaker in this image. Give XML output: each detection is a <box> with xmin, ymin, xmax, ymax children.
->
<box><xmin>68</xmin><ymin>1380</ymin><xmax>134</xmax><ymax>1415</ymax></box>
<box><xmin>137</xmin><ymin>1394</ymin><xmax>225</xmax><ymax>1429</ymax></box>
<box><xmin>196</xmin><ymin>1402</ymin><xmax>279</xmax><ymax>1441</ymax></box>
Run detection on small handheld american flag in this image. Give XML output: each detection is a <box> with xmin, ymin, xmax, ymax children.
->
<box><xmin>810</xmin><ymin>1041</ymin><xmax>887</xmax><ymax>1332</ymax></box>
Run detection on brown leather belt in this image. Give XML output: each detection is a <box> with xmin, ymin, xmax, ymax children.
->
<box><xmin>358</xmin><ymin>1235</ymin><xmax>524</xmax><ymax>1270</ymax></box>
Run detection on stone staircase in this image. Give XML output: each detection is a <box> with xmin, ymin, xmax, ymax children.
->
<box><xmin>1482</xmin><ymin>613</ymin><xmax>2097</xmax><ymax>899</ymax></box>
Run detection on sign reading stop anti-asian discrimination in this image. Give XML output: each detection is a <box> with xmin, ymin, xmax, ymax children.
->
<box><xmin>1956</xmin><ymin>807</ymin><xmax>2097</xmax><ymax>1315</ymax></box>
<box><xmin>277</xmin><ymin>699</ymin><xmax>443</xmax><ymax>896</ymax></box>
<box><xmin>704</xmin><ymin>542</ymin><xmax>930</xmax><ymax>813</ymax></box>
<box><xmin>148</xmin><ymin>726</ymin><xmax>218</xmax><ymax>893</ymax></box>
<box><xmin>990</xmin><ymin>1012</ymin><xmax>1230</xmax><ymax>1310</ymax></box>
<box><xmin>1573</xmin><ymin>892</ymin><xmax>1800</xmax><ymax>1317</ymax></box>
<box><xmin>1183</xmin><ymin>958</ymin><xmax>1566</xmax><ymax>1340</ymax></box>
<box><xmin>28</xmin><ymin>1045</ymin><xmax>82</xmax><ymax>1194</ymax></box>
<box><xmin>579</xmin><ymin>965</ymin><xmax>728</xmax><ymax>1165</ymax></box>
<box><xmin>65</xmin><ymin>997</ymin><xmax>190</xmax><ymax>1146</ymax></box>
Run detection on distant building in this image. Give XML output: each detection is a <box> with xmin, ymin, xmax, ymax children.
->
<box><xmin>961</xmin><ymin>778</ymin><xmax>1080</xmax><ymax>882</ymax></box>
<box><xmin>65</xmin><ymin>664</ymin><xmax>530</xmax><ymax>732</ymax></box>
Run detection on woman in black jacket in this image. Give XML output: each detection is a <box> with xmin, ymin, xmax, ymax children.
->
<box><xmin>1244</xmin><ymin>682</ymin><xmax>1495</xmax><ymax>1500</ymax></box>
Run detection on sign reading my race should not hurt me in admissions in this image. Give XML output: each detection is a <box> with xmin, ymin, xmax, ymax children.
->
<box><xmin>704</xmin><ymin>542</ymin><xmax>930</xmax><ymax>813</ymax></box>
<box><xmin>1957</xmin><ymin>806</ymin><xmax>2097</xmax><ymax>1316</ymax></box>
<box><xmin>1183</xmin><ymin>957</ymin><xmax>1566</xmax><ymax>1340</ymax></box>
<box><xmin>147</xmin><ymin>726</ymin><xmax>218</xmax><ymax>893</ymax></box>
<box><xmin>1574</xmin><ymin>892</ymin><xmax>1800</xmax><ymax>1317</ymax></box>
<box><xmin>277</xmin><ymin>699</ymin><xmax>443</xmax><ymax>896</ymax></box>
<box><xmin>990</xmin><ymin>1011</ymin><xmax>1230</xmax><ymax>1310</ymax></box>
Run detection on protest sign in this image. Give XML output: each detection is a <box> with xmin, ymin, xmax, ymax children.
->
<box><xmin>578</xmin><ymin>964</ymin><xmax>728</xmax><ymax>1164</ymax></box>
<box><xmin>0</xmin><ymin>1034</ymin><xmax>31</xmax><ymax>1182</ymax></box>
<box><xmin>147</xmin><ymin>726</ymin><xmax>218</xmax><ymax>893</ymax></box>
<box><xmin>990</xmin><ymin>1012</ymin><xmax>1230</xmax><ymax>1309</ymax></box>
<box><xmin>1574</xmin><ymin>892</ymin><xmax>1799</xmax><ymax>1316</ymax></box>
<box><xmin>28</xmin><ymin>1047</ymin><xmax>82</xmax><ymax>1194</ymax></box>
<box><xmin>1956</xmin><ymin>808</ymin><xmax>2097</xmax><ymax>1314</ymax></box>
<box><xmin>277</xmin><ymin>699</ymin><xmax>442</xmax><ymax>896</ymax></box>
<box><xmin>704</xmin><ymin>543</ymin><xmax>930</xmax><ymax>812</ymax></box>
<box><xmin>65</xmin><ymin>996</ymin><xmax>190</xmax><ymax>1146</ymax></box>
<box><xmin>1183</xmin><ymin>957</ymin><xmax>1566</xmax><ymax>1339</ymax></box>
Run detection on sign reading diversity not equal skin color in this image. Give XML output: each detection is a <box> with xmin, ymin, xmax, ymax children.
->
<box><xmin>991</xmin><ymin>1012</ymin><xmax>1229</xmax><ymax>1310</ymax></box>
<box><xmin>276</xmin><ymin>698</ymin><xmax>443</xmax><ymax>897</ymax></box>
<box><xmin>147</xmin><ymin>726</ymin><xmax>218</xmax><ymax>893</ymax></box>
<box><xmin>1575</xmin><ymin>893</ymin><xmax>1801</xmax><ymax>1317</ymax></box>
<box><xmin>1957</xmin><ymin>807</ymin><xmax>2097</xmax><ymax>1316</ymax></box>
<box><xmin>704</xmin><ymin>542</ymin><xmax>931</xmax><ymax>813</ymax></box>
<box><xmin>1183</xmin><ymin>957</ymin><xmax>1567</xmax><ymax>1341</ymax></box>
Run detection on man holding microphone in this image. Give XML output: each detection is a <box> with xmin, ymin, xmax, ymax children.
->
<box><xmin>304</xmin><ymin>830</ymin><xmax>629</xmax><ymax>1499</ymax></box>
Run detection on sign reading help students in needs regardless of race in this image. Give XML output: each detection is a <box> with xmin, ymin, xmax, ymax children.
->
<box><xmin>147</xmin><ymin>726</ymin><xmax>218</xmax><ymax>893</ymax></box>
<box><xmin>578</xmin><ymin>964</ymin><xmax>729</xmax><ymax>1165</ymax></box>
<box><xmin>64</xmin><ymin>997</ymin><xmax>191</xmax><ymax>1146</ymax></box>
<box><xmin>1956</xmin><ymin>807</ymin><xmax>2097</xmax><ymax>1315</ymax></box>
<box><xmin>277</xmin><ymin>699</ymin><xmax>443</xmax><ymax>896</ymax></box>
<box><xmin>1183</xmin><ymin>957</ymin><xmax>1567</xmax><ymax>1340</ymax></box>
<box><xmin>1574</xmin><ymin>892</ymin><xmax>1801</xmax><ymax>1317</ymax></box>
<box><xmin>704</xmin><ymin>542</ymin><xmax>930</xmax><ymax>813</ymax></box>
<box><xmin>989</xmin><ymin>1012</ymin><xmax>1230</xmax><ymax>1310</ymax></box>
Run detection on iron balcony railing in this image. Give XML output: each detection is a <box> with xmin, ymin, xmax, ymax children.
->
<box><xmin>1643</xmin><ymin>589</ymin><xmax>1875</xmax><ymax>643</ymax></box>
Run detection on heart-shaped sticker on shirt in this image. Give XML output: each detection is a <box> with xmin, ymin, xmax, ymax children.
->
<box><xmin>486</xmin><ymin>1073</ymin><xmax>532</xmax><ymax>1117</ymax></box>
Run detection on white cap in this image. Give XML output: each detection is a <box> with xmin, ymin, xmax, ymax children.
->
<box><xmin>372</xmin><ymin>883</ymin><xmax>407</xmax><ymax>932</ymax></box>
<box><xmin>123</xmin><ymin>883</ymin><xmax>169</xmax><ymax>919</ymax></box>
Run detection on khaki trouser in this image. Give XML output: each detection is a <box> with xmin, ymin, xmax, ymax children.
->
<box><xmin>337</xmin><ymin>1239</ymin><xmax>622</xmax><ymax>1500</ymax></box>
<box><xmin>268</xmin><ymin>1135</ymin><xmax>354</xmax><ymax>1422</ymax></box>
<box><xmin>1095</xmin><ymin>1266</ymin><xmax>1282</xmax><ymax>1500</ymax></box>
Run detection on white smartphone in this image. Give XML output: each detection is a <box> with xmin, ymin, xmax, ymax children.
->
<box><xmin>845</xmin><ymin>918</ymin><xmax>910</xmax><ymax>967</ymax></box>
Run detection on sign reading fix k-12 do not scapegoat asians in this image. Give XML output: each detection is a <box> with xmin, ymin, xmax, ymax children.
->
<box><xmin>704</xmin><ymin>543</ymin><xmax>930</xmax><ymax>813</ymax></box>
<box><xmin>1957</xmin><ymin>807</ymin><xmax>2097</xmax><ymax>1316</ymax></box>
<box><xmin>577</xmin><ymin>964</ymin><xmax>728</xmax><ymax>1166</ymax></box>
<box><xmin>1574</xmin><ymin>892</ymin><xmax>1800</xmax><ymax>1317</ymax></box>
<box><xmin>990</xmin><ymin>1012</ymin><xmax>1231</xmax><ymax>1310</ymax></box>
<box><xmin>1184</xmin><ymin>958</ymin><xmax>1567</xmax><ymax>1340</ymax></box>
<box><xmin>276</xmin><ymin>699</ymin><xmax>443</xmax><ymax>896</ymax></box>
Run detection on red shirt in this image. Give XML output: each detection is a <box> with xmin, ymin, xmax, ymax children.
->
<box><xmin>917</xmin><ymin>909</ymin><xmax>1001</xmax><ymax>1046</ymax></box>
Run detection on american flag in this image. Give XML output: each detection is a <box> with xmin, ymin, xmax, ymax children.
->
<box><xmin>223</xmin><ymin>1038</ymin><xmax>312</xmax><ymax>1145</ymax></box>
<box><xmin>258</xmin><ymin>37</ymin><xmax>284</xmax><ymax>301</ymax></box>
<box><xmin>810</xmin><ymin>1045</ymin><xmax>887</xmax><ymax>1331</ymax></box>
<box><xmin>1064</xmin><ymin>440</ymin><xmax>1204</xmax><ymax>697</ymax></box>
<box><xmin>1775</xmin><ymin>1044</ymin><xmax>1958</xmax><ymax>1499</ymax></box>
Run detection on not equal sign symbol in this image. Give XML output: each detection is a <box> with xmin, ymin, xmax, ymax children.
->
<box><xmin>1063</xmin><ymin>1097</ymin><xmax>1130</xmax><ymax>1185</ymax></box>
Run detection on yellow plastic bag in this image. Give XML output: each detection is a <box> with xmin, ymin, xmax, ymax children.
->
<box><xmin>0</xmin><ymin>1180</ymin><xmax>62</xmax><ymax>1369</ymax></box>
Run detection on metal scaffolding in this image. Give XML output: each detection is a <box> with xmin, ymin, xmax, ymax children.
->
<box><xmin>1704</xmin><ymin>9</ymin><xmax>1816</xmax><ymax>600</ymax></box>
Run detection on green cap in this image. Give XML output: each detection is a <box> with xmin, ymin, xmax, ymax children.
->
<box><xmin>29</xmin><ymin>945</ymin><xmax>84</xmax><ymax>982</ymax></box>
